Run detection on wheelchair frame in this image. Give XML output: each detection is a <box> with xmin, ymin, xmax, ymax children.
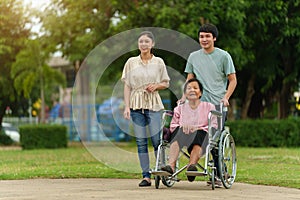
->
<box><xmin>151</xmin><ymin>105</ymin><xmax>237</xmax><ymax>190</ymax></box>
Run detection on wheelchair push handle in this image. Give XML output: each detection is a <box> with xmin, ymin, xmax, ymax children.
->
<box><xmin>219</xmin><ymin>102</ymin><xmax>228</xmax><ymax>112</ymax></box>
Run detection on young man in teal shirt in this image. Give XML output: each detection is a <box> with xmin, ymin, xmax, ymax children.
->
<box><xmin>184</xmin><ymin>23</ymin><xmax>237</xmax><ymax>107</ymax></box>
<box><xmin>182</xmin><ymin>23</ymin><xmax>237</xmax><ymax>187</ymax></box>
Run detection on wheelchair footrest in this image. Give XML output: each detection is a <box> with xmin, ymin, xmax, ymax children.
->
<box><xmin>185</xmin><ymin>171</ymin><xmax>207</xmax><ymax>176</ymax></box>
<box><xmin>151</xmin><ymin>170</ymin><xmax>172</xmax><ymax>176</ymax></box>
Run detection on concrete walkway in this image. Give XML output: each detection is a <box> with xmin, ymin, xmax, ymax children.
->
<box><xmin>0</xmin><ymin>178</ymin><xmax>299</xmax><ymax>200</ymax></box>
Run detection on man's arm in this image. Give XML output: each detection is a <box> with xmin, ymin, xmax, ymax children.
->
<box><xmin>178</xmin><ymin>73</ymin><xmax>195</xmax><ymax>103</ymax></box>
<box><xmin>222</xmin><ymin>73</ymin><xmax>237</xmax><ymax>106</ymax></box>
<box><xmin>186</xmin><ymin>73</ymin><xmax>195</xmax><ymax>81</ymax></box>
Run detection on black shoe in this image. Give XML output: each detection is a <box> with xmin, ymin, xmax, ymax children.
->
<box><xmin>207</xmin><ymin>177</ymin><xmax>222</xmax><ymax>188</ymax></box>
<box><xmin>139</xmin><ymin>179</ymin><xmax>151</xmax><ymax>187</ymax></box>
<box><xmin>187</xmin><ymin>164</ymin><xmax>197</xmax><ymax>182</ymax></box>
<box><xmin>161</xmin><ymin>165</ymin><xmax>174</xmax><ymax>174</ymax></box>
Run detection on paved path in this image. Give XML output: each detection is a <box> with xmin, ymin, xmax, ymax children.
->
<box><xmin>0</xmin><ymin>178</ymin><xmax>299</xmax><ymax>200</ymax></box>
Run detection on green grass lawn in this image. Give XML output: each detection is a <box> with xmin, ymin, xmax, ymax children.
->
<box><xmin>0</xmin><ymin>142</ymin><xmax>299</xmax><ymax>189</ymax></box>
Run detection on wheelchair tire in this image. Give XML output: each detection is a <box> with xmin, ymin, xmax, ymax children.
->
<box><xmin>218</xmin><ymin>130</ymin><xmax>237</xmax><ymax>189</ymax></box>
<box><xmin>154</xmin><ymin>175</ymin><xmax>160</xmax><ymax>189</ymax></box>
<box><xmin>211</xmin><ymin>168</ymin><xmax>215</xmax><ymax>190</ymax></box>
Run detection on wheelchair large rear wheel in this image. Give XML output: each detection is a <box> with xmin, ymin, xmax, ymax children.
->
<box><xmin>218</xmin><ymin>130</ymin><xmax>237</xmax><ymax>189</ymax></box>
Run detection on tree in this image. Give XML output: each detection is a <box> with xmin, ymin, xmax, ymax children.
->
<box><xmin>241</xmin><ymin>0</ymin><xmax>300</xmax><ymax>119</ymax></box>
<box><xmin>37</xmin><ymin>0</ymin><xmax>300</xmax><ymax>119</ymax></box>
<box><xmin>0</xmin><ymin>0</ymin><xmax>31</xmax><ymax>126</ymax></box>
<box><xmin>11</xmin><ymin>39</ymin><xmax>66</xmax><ymax>123</ymax></box>
<box><xmin>113</xmin><ymin>0</ymin><xmax>250</xmax><ymax>112</ymax></box>
<box><xmin>41</xmin><ymin>0</ymin><xmax>116</xmax><ymax>65</ymax></box>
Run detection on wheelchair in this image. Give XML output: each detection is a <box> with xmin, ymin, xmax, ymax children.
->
<box><xmin>151</xmin><ymin>105</ymin><xmax>237</xmax><ymax>190</ymax></box>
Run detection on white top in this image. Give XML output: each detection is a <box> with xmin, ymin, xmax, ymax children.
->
<box><xmin>121</xmin><ymin>55</ymin><xmax>170</xmax><ymax>111</ymax></box>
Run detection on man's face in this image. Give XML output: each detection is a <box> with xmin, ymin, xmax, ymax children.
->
<box><xmin>199</xmin><ymin>32</ymin><xmax>216</xmax><ymax>52</ymax></box>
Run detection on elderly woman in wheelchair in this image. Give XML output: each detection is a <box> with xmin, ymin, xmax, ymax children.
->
<box><xmin>151</xmin><ymin>78</ymin><xmax>237</xmax><ymax>189</ymax></box>
<box><xmin>161</xmin><ymin>78</ymin><xmax>216</xmax><ymax>180</ymax></box>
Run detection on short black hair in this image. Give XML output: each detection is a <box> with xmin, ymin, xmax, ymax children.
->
<box><xmin>183</xmin><ymin>78</ymin><xmax>203</xmax><ymax>93</ymax></box>
<box><xmin>198</xmin><ymin>23</ymin><xmax>218</xmax><ymax>38</ymax></box>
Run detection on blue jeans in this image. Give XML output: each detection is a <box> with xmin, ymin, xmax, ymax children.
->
<box><xmin>130</xmin><ymin>109</ymin><xmax>161</xmax><ymax>179</ymax></box>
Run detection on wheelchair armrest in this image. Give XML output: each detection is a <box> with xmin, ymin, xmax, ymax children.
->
<box><xmin>163</xmin><ymin>110</ymin><xmax>174</xmax><ymax>116</ymax></box>
<box><xmin>210</xmin><ymin>110</ymin><xmax>222</xmax><ymax>117</ymax></box>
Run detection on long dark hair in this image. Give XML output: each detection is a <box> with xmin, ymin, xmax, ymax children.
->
<box><xmin>138</xmin><ymin>31</ymin><xmax>155</xmax><ymax>54</ymax></box>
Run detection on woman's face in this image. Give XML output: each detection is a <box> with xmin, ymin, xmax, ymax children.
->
<box><xmin>138</xmin><ymin>34</ymin><xmax>154</xmax><ymax>54</ymax></box>
<box><xmin>185</xmin><ymin>81</ymin><xmax>201</xmax><ymax>100</ymax></box>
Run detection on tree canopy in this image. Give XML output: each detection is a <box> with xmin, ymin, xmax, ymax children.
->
<box><xmin>0</xmin><ymin>0</ymin><xmax>30</xmax><ymax>123</ymax></box>
<box><xmin>1</xmin><ymin>0</ymin><xmax>300</xmax><ymax>121</ymax></box>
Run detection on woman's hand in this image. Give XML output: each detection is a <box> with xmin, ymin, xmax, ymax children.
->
<box><xmin>123</xmin><ymin>107</ymin><xmax>130</xmax><ymax>120</ymax></box>
<box><xmin>182</xmin><ymin>125</ymin><xmax>197</xmax><ymax>134</ymax></box>
<box><xmin>146</xmin><ymin>81</ymin><xmax>169</xmax><ymax>93</ymax></box>
<box><xmin>145</xmin><ymin>83</ymin><xmax>158</xmax><ymax>93</ymax></box>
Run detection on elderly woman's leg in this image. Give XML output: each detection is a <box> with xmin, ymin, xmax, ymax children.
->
<box><xmin>189</xmin><ymin>145</ymin><xmax>202</xmax><ymax>165</ymax></box>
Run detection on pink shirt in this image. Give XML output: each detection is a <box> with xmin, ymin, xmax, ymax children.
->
<box><xmin>170</xmin><ymin>101</ymin><xmax>217</xmax><ymax>133</ymax></box>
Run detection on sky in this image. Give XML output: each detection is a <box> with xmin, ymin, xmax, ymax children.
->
<box><xmin>23</xmin><ymin>0</ymin><xmax>51</xmax><ymax>10</ymax></box>
<box><xmin>23</xmin><ymin>0</ymin><xmax>62</xmax><ymax>56</ymax></box>
<box><xmin>22</xmin><ymin>0</ymin><xmax>52</xmax><ymax>35</ymax></box>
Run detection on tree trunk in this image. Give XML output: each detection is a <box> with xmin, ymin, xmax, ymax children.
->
<box><xmin>278</xmin><ymin>47</ymin><xmax>293</xmax><ymax>119</ymax></box>
<box><xmin>278</xmin><ymin>82</ymin><xmax>290</xmax><ymax>119</ymax></box>
<box><xmin>241</xmin><ymin>74</ymin><xmax>256</xmax><ymax>119</ymax></box>
<box><xmin>40</xmin><ymin>86</ymin><xmax>46</xmax><ymax>123</ymax></box>
<box><xmin>0</xmin><ymin>110</ymin><xmax>3</xmax><ymax>131</ymax></box>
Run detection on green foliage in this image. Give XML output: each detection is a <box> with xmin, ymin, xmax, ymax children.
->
<box><xmin>2</xmin><ymin>0</ymin><xmax>299</xmax><ymax>120</ymax></box>
<box><xmin>19</xmin><ymin>124</ymin><xmax>68</xmax><ymax>149</ymax></box>
<box><xmin>11</xmin><ymin>39</ymin><xmax>66</xmax><ymax>98</ymax></box>
<box><xmin>0</xmin><ymin>0</ymin><xmax>31</xmax><ymax>118</ymax></box>
<box><xmin>227</xmin><ymin>118</ymin><xmax>300</xmax><ymax>147</ymax></box>
<box><xmin>0</xmin><ymin>129</ymin><xmax>13</xmax><ymax>146</ymax></box>
<box><xmin>41</xmin><ymin>0</ymin><xmax>115</xmax><ymax>63</ymax></box>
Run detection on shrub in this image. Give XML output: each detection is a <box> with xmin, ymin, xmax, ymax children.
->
<box><xmin>226</xmin><ymin>118</ymin><xmax>300</xmax><ymax>147</ymax></box>
<box><xmin>20</xmin><ymin>124</ymin><xmax>68</xmax><ymax>150</ymax></box>
<box><xmin>0</xmin><ymin>129</ymin><xmax>13</xmax><ymax>145</ymax></box>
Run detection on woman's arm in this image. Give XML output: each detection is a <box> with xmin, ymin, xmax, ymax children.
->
<box><xmin>169</xmin><ymin>106</ymin><xmax>181</xmax><ymax>133</ymax></box>
<box><xmin>123</xmin><ymin>84</ymin><xmax>131</xmax><ymax>119</ymax></box>
<box><xmin>145</xmin><ymin>80</ymin><xmax>169</xmax><ymax>93</ymax></box>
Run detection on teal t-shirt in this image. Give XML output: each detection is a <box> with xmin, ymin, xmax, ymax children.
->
<box><xmin>184</xmin><ymin>48</ymin><xmax>236</xmax><ymax>105</ymax></box>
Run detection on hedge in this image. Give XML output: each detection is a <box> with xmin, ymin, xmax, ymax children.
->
<box><xmin>19</xmin><ymin>124</ymin><xmax>68</xmax><ymax>150</ymax></box>
<box><xmin>226</xmin><ymin>118</ymin><xmax>300</xmax><ymax>147</ymax></box>
<box><xmin>0</xmin><ymin>129</ymin><xmax>13</xmax><ymax>146</ymax></box>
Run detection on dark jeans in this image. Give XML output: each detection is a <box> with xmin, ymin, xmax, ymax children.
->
<box><xmin>213</xmin><ymin>104</ymin><xmax>227</xmax><ymax>178</ymax></box>
<box><xmin>130</xmin><ymin>109</ymin><xmax>161</xmax><ymax>178</ymax></box>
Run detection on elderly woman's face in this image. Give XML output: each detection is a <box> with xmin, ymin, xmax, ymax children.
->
<box><xmin>185</xmin><ymin>81</ymin><xmax>201</xmax><ymax>100</ymax></box>
<box><xmin>138</xmin><ymin>35</ymin><xmax>154</xmax><ymax>54</ymax></box>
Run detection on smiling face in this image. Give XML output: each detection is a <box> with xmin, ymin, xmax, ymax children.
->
<box><xmin>185</xmin><ymin>81</ymin><xmax>202</xmax><ymax>100</ymax></box>
<box><xmin>199</xmin><ymin>32</ymin><xmax>216</xmax><ymax>53</ymax></box>
<box><xmin>138</xmin><ymin>34</ymin><xmax>154</xmax><ymax>54</ymax></box>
